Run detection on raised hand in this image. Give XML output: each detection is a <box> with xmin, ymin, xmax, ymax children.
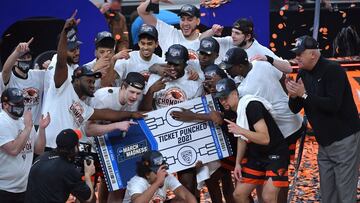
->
<box><xmin>39</xmin><ymin>112</ymin><xmax>51</xmax><ymax>129</ymax></box>
<box><xmin>15</xmin><ymin>37</ymin><xmax>33</xmax><ymax>56</ymax></box>
<box><xmin>224</xmin><ymin>118</ymin><xmax>242</xmax><ymax>135</ymax></box>
<box><xmin>63</xmin><ymin>10</ymin><xmax>81</xmax><ymax>33</ymax></box>
<box><xmin>211</xmin><ymin>24</ymin><xmax>224</xmax><ymax>36</ymax></box>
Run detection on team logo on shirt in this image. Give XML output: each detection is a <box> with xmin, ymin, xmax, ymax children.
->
<box><xmin>156</xmin><ymin>87</ymin><xmax>187</xmax><ymax>108</ymax></box>
<box><xmin>22</xmin><ymin>87</ymin><xmax>40</xmax><ymax>106</ymax></box>
<box><xmin>69</xmin><ymin>101</ymin><xmax>85</xmax><ymax>126</ymax></box>
<box><xmin>19</xmin><ymin>129</ymin><xmax>33</xmax><ymax>160</ymax></box>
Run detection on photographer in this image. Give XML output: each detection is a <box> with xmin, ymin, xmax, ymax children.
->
<box><xmin>123</xmin><ymin>150</ymin><xmax>196</xmax><ymax>203</ymax></box>
<box><xmin>25</xmin><ymin>129</ymin><xmax>96</xmax><ymax>203</ymax></box>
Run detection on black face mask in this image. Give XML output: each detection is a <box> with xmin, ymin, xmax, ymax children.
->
<box><xmin>8</xmin><ymin>104</ymin><xmax>25</xmax><ymax>118</ymax></box>
<box><xmin>17</xmin><ymin>60</ymin><xmax>32</xmax><ymax>74</ymax></box>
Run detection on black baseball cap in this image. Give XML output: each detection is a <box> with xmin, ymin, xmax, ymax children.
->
<box><xmin>291</xmin><ymin>35</ymin><xmax>319</xmax><ymax>54</ymax></box>
<box><xmin>232</xmin><ymin>18</ymin><xmax>254</xmax><ymax>36</ymax></box>
<box><xmin>198</xmin><ymin>37</ymin><xmax>220</xmax><ymax>55</ymax></box>
<box><xmin>165</xmin><ymin>44</ymin><xmax>189</xmax><ymax>65</ymax></box>
<box><xmin>214</xmin><ymin>78</ymin><xmax>237</xmax><ymax>98</ymax></box>
<box><xmin>56</xmin><ymin>129</ymin><xmax>80</xmax><ymax>150</ymax></box>
<box><xmin>95</xmin><ymin>31</ymin><xmax>115</xmax><ymax>48</ymax></box>
<box><xmin>124</xmin><ymin>72</ymin><xmax>146</xmax><ymax>90</ymax></box>
<box><xmin>141</xmin><ymin>150</ymin><xmax>168</xmax><ymax>173</ymax></box>
<box><xmin>204</xmin><ymin>64</ymin><xmax>227</xmax><ymax>79</ymax></box>
<box><xmin>67</xmin><ymin>35</ymin><xmax>82</xmax><ymax>50</ymax></box>
<box><xmin>72</xmin><ymin>66</ymin><xmax>102</xmax><ymax>79</ymax></box>
<box><xmin>138</xmin><ymin>24</ymin><xmax>158</xmax><ymax>41</ymax></box>
<box><xmin>1</xmin><ymin>88</ymin><xmax>24</xmax><ymax>105</ymax></box>
<box><xmin>219</xmin><ymin>48</ymin><xmax>249</xmax><ymax>70</ymax></box>
<box><xmin>178</xmin><ymin>4</ymin><xmax>200</xmax><ymax>18</ymax></box>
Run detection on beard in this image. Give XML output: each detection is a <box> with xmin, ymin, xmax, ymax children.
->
<box><xmin>80</xmin><ymin>83</ymin><xmax>94</xmax><ymax>97</ymax></box>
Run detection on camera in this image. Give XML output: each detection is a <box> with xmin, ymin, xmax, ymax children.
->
<box><xmin>73</xmin><ymin>143</ymin><xmax>102</xmax><ymax>174</ymax></box>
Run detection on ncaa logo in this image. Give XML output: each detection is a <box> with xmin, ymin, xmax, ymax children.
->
<box><xmin>141</xmin><ymin>25</ymin><xmax>153</xmax><ymax>32</ymax></box>
<box><xmin>169</xmin><ymin>48</ymin><xmax>181</xmax><ymax>57</ymax></box>
<box><xmin>201</xmin><ymin>40</ymin><xmax>213</xmax><ymax>48</ymax></box>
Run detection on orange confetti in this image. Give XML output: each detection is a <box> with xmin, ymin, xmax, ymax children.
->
<box><xmin>270</xmin><ymin>42</ymin><xmax>275</xmax><ymax>48</ymax></box>
<box><xmin>278</xmin><ymin>23</ymin><xmax>284</xmax><ymax>29</ymax></box>
<box><xmin>283</xmin><ymin>41</ymin><xmax>287</xmax><ymax>46</ymax></box>
<box><xmin>271</xmin><ymin>47</ymin><xmax>277</xmax><ymax>52</ymax></box>
<box><xmin>325</xmin><ymin>45</ymin><xmax>330</xmax><ymax>50</ymax></box>
<box><xmin>272</xmin><ymin>33</ymin><xmax>278</xmax><ymax>39</ymax></box>
<box><xmin>279</xmin><ymin>10</ymin><xmax>284</xmax><ymax>16</ymax></box>
<box><xmin>115</xmin><ymin>34</ymin><xmax>121</xmax><ymax>40</ymax></box>
<box><xmin>342</xmin><ymin>12</ymin><xmax>347</xmax><ymax>18</ymax></box>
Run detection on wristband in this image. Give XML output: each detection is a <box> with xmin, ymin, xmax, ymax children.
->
<box><xmin>265</xmin><ymin>55</ymin><xmax>274</xmax><ymax>65</ymax></box>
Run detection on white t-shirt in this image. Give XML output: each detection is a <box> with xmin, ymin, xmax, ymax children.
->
<box><xmin>237</xmin><ymin>60</ymin><xmax>302</xmax><ymax>137</ymax></box>
<box><xmin>5</xmin><ymin>70</ymin><xmax>45</xmax><ymax>125</ymax></box>
<box><xmin>90</xmin><ymin>87</ymin><xmax>139</xmax><ymax>112</ymax></box>
<box><xmin>43</xmin><ymin>54</ymin><xmax>78</xmax><ymax>98</ymax></box>
<box><xmin>156</xmin><ymin>20</ymin><xmax>200</xmax><ymax>59</ymax></box>
<box><xmin>0</xmin><ymin>111</ymin><xmax>37</xmax><ymax>193</ymax></box>
<box><xmin>123</xmin><ymin>174</ymin><xmax>182</xmax><ymax>203</ymax></box>
<box><xmin>144</xmin><ymin>73</ymin><xmax>203</xmax><ymax>110</ymax></box>
<box><xmin>43</xmin><ymin>77</ymin><xmax>94</xmax><ymax>148</ymax></box>
<box><xmin>214</xmin><ymin>38</ymin><xmax>287</xmax><ymax>65</ymax></box>
<box><xmin>114</xmin><ymin>51</ymin><xmax>165</xmax><ymax>83</ymax></box>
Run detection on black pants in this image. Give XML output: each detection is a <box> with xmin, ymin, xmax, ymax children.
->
<box><xmin>0</xmin><ymin>190</ymin><xmax>25</xmax><ymax>203</ymax></box>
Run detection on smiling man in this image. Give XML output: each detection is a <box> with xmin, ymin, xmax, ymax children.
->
<box><xmin>137</xmin><ymin>1</ymin><xmax>201</xmax><ymax>58</ymax></box>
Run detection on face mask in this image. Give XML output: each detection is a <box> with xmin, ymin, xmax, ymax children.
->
<box><xmin>17</xmin><ymin>60</ymin><xmax>32</xmax><ymax>73</ymax></box>
<box><xmin>8</xmin><ymin>104</ymin><xmax>25</xmax><ymax>118</ymax></box>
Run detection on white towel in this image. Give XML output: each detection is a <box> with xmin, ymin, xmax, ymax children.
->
<box><xmin>235</xmin><ymin>94</ymin><xmax>275</xmax><ymax>141</ymax></box>
<box><xmin>196</xmin><ymin>160</ymin><xmax>221</xmax><ymax>190</ymax></box>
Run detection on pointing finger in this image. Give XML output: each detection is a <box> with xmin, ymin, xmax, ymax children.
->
<box><xmin>27</xmin><ymin>37</ymin><xmax>34</xmax><ymax>45</ymax></box>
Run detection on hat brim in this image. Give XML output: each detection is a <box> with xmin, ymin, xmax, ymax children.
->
<box><xmin>214</xmin><ymin>90</ymin><xmax>232</xmax><ymax>98</ymax></box>
<box><xmin>166</xmin><ymin>58</ymin><xmax>183</xmax><ymax>65</ymax></box>
<box><xmin>290</xmin><ymin>47</ymin><xmax>305</xmax><ymax>54</ymax></box>
<box><xmin>84</xmin><ymin>72</ymin><xmax>102</xmax><ymax>79</ymax></box>
<box><xmin>178</xmin><ymin>11</ymin><xmax>196</xmax><ymax>17</ymax></box>
<box><xmin>197</xmin><ymin>48</ymin><xmax>213</xmax><ymax>55</ymax></box>
<box><xmin>67</xmin><ymin>41</ymin><xmax>83</xmax><ymax>50</ymax></box>
<box><xmin>138</xmin><ymin>33</ymin><xmax>158</xmax><ymax>40</ymax></box>
<box><xmin>219</xmin><ymin>62</ymin><xmax>233</xmax><ymax>70</ymax></box>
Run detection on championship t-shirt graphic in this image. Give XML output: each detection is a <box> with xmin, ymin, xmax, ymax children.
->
<box><xmin>22</xmin><ymin>87</ymin><xmax>40</xmax><ymax>106</ymax></box>
<box><xmin>69</xmin><ymin>100</ymin><xmax>85</xmax><ymax>126</ymax></box>
<box><xmin>156</xmin><ymin>87</ymin><xmax>187</xmax><ymax>108</ymax></box>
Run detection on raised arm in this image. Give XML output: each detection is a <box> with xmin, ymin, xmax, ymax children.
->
<box><xmin>2</xmin><ymin>38</ymin><xmax>33</xmax><ymax>85</ymax></box>
<box><xmin>55</xmin><ymin>11</ymin><xmax>80</xmax><ymax>88</ymax></box>
<box><xmin>137</xmin><ymin>0</ymin><xmax>158</xmax><ymax>26</ymax></box>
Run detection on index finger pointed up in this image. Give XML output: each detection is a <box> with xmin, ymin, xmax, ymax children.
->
<box><xmin>27</xmin><ymin>37</ymin><xmax>34</xmax><ymax>45</ymax></box>
<box><xmin>70</xmin><ymin>9</ymin><xmax>78</xmax><ymax>19</ymax></box>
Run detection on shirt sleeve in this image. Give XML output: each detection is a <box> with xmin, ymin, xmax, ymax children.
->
<box><xmin>0</xmin><ymin>122</ymin><xmax>14</xmax><ymax>147</ymax></box>
<box><xmin>126</xmin><ymin>177</ymin><xmax>149</xmax><ymax>197</ymax></box>
<box><xmin>114</xmin><ymin>59</ymin><xmax>128</xmax><ymax>80</ymax></box>
<box><xmin>143</xmin><ymin>74</ymin><xmax>160</xmax><ymax>95</ymax></box>
<box><xmin>66</xmin><ymin>167</ymin><xmax>91</xmax><ymax>201</ymax></box>
<box><xmin>245</xmin><ymin>101</ymin><xmax>265</xmax><ymax>127</ymax></box>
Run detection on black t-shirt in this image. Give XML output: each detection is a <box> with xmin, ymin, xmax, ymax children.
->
<box><xmin>245</xmin><ymin>101</ymin><xmax>288</xmax><ymax>160</ymax></box>
<box><xmin>25</xmin><ymin>152</ymin><xmax>91</xmax><ymax>203</ymax></box>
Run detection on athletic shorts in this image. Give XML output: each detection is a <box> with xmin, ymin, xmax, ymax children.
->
<box><xmin>240</xmin><ymin>155</ymin><xmax>289</xmax><ymax>188</ymax></box>
<box><xmin>285</xmin><ymin>125</ymin><xmax>306</xmax><ymax>161</ymax></box>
